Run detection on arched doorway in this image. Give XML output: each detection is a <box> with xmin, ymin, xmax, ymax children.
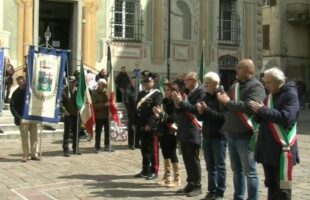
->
<box><xmin>218</xmin><ymin>55</ymin><xmax>238</xmax><ymax>91</ymax></box>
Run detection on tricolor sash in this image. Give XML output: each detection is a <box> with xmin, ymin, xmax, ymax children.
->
<box><xmin>232</xmin><ymin>82</ymin><xmax>258</xmax><ymax>131</ymax></box>
<box><xmin>266</xmin><ymin>94</ymin><xmax>297</xmax><ymax>189</ymax></box>
<box><xmin>182</xmin><ymin>94</ymin><xmax>202</xmax><ymax>130</ymax></box>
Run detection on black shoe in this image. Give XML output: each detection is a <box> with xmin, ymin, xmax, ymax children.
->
<box><xmin>204</xmin><ymin>192</ymin><xmax>215</xmax><ymax>200</ymax></box>
<box><xmin>134</xmin><ymin>171</ymin><xmax>148</xmax><ymax>178</ymax></box>
<box><xmin>72</xmin><ymin>150</ymin><xmax>82</xmax><ymax>155</ymax></box>
<box><xmin>186</xmin><ymin>186</ymin><xmax>202</xmax><ymax>197</ymax></box>
<box><xmin>64</xmin><ymin>151</ymin><xmax>70</xmax><ymax>157</ymax></box>
<box><xmin>31</xmin><ymin>156</ymin><xmax>41</xmax><ymax>161</ymax></box>
<box><xmin>95</xmin><ymin>149</ymin><xmax>100</xmax><ymax>153</ymax></box>
<box><xmin>146</xmin><ymin>173</ymin><xmax>157</xmax><ymax>180</ymax></box>
<box><xmin>176</xmin><ymin>184</ymin><xmax>193</xmax><ymax>194</ymax></box>
<box><xmin>129</xmin><ymin>146</ymin><xmax>135</xmax><ymax>150</ymax></box>
<box><xmin>103</xmin><ymin>147</ymin><xmax>115</xmax><ymax>152</ymax></box>
<box><xmin>0</xmin><ymin>129</ymin><xmax>3</xmax><ymax>134</ymax></box>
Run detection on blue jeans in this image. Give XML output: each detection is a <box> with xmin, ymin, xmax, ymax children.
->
<box><xmin>203</xmin><ymin>138</ymin><xmax>227</xmax><ymax>197</ymax></box>
<box><xmin>228</xmin><ymin>137</ymin><xmax>258</xmax><ymax>200</ymax></box>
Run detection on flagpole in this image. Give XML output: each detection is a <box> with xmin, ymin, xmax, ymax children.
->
<box><xmin>39</xmin><ymin>123</ymin><xmax>43</xmax><ymax>159</ymax></box>
<box><xmin>76</xmin><ymin>113</ymin><xmax>79</xmax><ymax>155</ymax></box>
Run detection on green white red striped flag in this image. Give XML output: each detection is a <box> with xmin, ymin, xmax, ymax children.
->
<box><xmin>76</xmin><ymin>64</ymin><xmax>95</xmax><ymax>138</ymax></box>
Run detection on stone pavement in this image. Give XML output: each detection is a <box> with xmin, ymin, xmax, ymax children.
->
<box><xmin>0</xmin><ymin>110</ymin><xmax>309</xmax><ymax>200</ymax></box>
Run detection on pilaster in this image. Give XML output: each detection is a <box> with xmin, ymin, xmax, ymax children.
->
<box><xmin>82</xmin><ymin>0</ymin><xmax>99</xmax><ymax>70</ymax></box>
<box><xmin>152</xmin><ymin>0</ymin><xmax>163</xmax><ymax>64</ymax></box>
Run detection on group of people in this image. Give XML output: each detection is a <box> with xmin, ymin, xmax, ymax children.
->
<box><xmin>5</xmin><ymin>57</ymin><xmax>299</xmax><ymax>200</ymax></box>
<box><xmin>130</xmin><ymin>58</ymin><xmax>299</xmax><ymax>200</ymax></box>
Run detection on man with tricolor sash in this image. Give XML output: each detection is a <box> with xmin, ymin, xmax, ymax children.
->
<box><xmin>172</xmin><ymin>72</ymin><xmax>205</xmax><ymax>197</ymax></box>
<box><xmin>248</xmin><ymin>67</ymin><xmax>299</xmax><ymax>200</ymax></box>
<box><xmin>217</xmin><ymin>59</ymin><xmax>266</xmax><ymax>200</ymax></box>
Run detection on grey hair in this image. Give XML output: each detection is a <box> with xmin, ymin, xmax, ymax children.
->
<box><xmin>203</xmin><ymin>72</ymin><xmax>220</xmax><ymax>87</ymax></box>
<box><xmin>186</xmin><ymin>72</ymin><xmax>198</xmax><ymax>81</ymax></box>
<box><xmin>264</xmin><ymin>67</ymin><xmax>285</xmax><ymax>85</ymax></box>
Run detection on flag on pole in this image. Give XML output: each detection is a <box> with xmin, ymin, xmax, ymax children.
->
<box><xmin>76</xmin><ymin>64</ymin><xmax>95</xmax><ymax>138</ymax></box>
<box><xmin>199</xmin><ymin>51</ymin><xmax>205</xmax><ymax>83</ymax></box>
<box><xmin>107</xmin><ymin>45</ymin><xmax>120</xmax><ymax>126</ymax></box>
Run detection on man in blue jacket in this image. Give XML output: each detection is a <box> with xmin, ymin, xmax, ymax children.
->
<box><xmin>217</xmin><ymin>59</ymin><xmax>266</xmax><ymax>200</ymax></box>
<box><xmin>248</xmin><ymin>67</ymin><xmax>299</xmax><ymax>200</ymax></box>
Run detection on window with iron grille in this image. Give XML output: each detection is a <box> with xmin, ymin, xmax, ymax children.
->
<box><xmin>218</xmin><ymin>0</ymin><xmax>240</xmax><ymax>46</ymax></box>
<box><xmin>111</xmin><ymin>0</ymin><xmax>143</xmax><ymax>42</ymax></box>
<box><xmin>263</xmin><ymin>0</ymin><xmax>276</xmax><ymax>7</ymax></box>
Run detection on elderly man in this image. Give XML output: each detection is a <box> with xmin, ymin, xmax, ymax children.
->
<box><xmin>92</xmin><ymin>78</ymin><xmax>113</xmax><ymax>153</ymax></box>
<box><xmin>10</xmin><ymin>76</ymin><xmax>39</xmax><ymax>162</ymax></box>
<box><xmin>172</xmin><ymin>72</ymin><xmax>205</xmax><ymax>197</ymax></box>
<box><xmin>196</xmin><ymin>72</ymin><xmax>227</xmax><ymax>200</ymax></box>
<box><xmin>248</xmin><ymin>68</ymin><xmax>299</xmax><ymax>200</ymax></box>
<box><xmin>217</xmin><ymin>59</ymin><xmax>266</xmax><ymax>200</ymax></box>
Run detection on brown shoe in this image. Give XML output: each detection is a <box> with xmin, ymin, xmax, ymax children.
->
<box><xmin>21</xmin><ymin>157</ymin><xmax>28</xmax><ymax>162</ymax></box>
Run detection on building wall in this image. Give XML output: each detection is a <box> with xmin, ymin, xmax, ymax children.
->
<box><xmin>263</xmin><ymin>0</ymin><xmax>310</xmax><ymax>97</ymax></box>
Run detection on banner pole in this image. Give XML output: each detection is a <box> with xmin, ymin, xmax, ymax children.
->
<box><xmin>76</xmin><ymin>113</ymin><xmax>80</xmax><ymax>155</ymax></box>
<box><xmin>39</xmin><ymin>123</ymin><xmax>43</xmax><ymax>159</ymax></box>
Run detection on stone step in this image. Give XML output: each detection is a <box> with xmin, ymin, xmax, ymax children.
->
<box><xmin>0</xmin><ymin>123</ymin><xmax>64</xmax><ymax>131</ymax></box>
<box><xmin>0</xmin><ymin>129</ymin><xmax>64</xmax><ymax>139</ymax></box>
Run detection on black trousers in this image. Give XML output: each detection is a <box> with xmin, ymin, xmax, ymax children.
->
<box><xmin>63</xmin><ymin>114</ymin><xmax>79</xmax><ymax>152</ymax></box>
<box><xmin>125</xmin><ymin>104</ymin><xmax>135</xmax><ymax>148</ymax></box>
<box><xmin>181</xmin><ymin>142</ymin><xmax>201</xmax><ymax>186</ymax></box>
<box><xmin>263</xmin><ymin>164</ymin><xmax>292</xmax><ymax>200</ymax></box>
<box><xmin>159</xmin><ymin>134</ymin><xmax>178</xmax><ymax>163</ymax></box>
<box><xmin>95</xmin><ymin>118</ymin><xmax>110</xmax><ymax>149</ymax></box>
<box><xmin>139</xmin><ymin>128</ymin><xmax>158</xmax><ymax>175</ymax></box>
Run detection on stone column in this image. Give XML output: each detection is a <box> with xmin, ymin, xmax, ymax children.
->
<box><xmin>152</xmin><ymin>0</ymin><xmax>163</xmax><ymax>64</ymax></box>
<box><xmin>17</xmin><ymin>0</ymin><xmax>33</xmax><ymax>67</ymax></box>
<box><xmin>82</xmin><ymin>0</ymin><xmax>98</xmax><ymax>70</ymax></box>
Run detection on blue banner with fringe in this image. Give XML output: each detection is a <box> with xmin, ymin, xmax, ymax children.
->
<box><xmin>22</xmin><ymin>45</ymin><xmax>68</xmax><ymax>123</ymax></box>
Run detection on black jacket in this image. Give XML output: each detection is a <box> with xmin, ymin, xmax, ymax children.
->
<box><xmin>197</xmin><ymin>92</ymin><xmax>225</xmax><ymax>139</ymax></box>
<box><xmin>255</xmin><ymin>81</ymin><xmax>299</xmax><ymax>167</ymax></box>
<box><xmin>136</xmin><ymin>89</ymin><xmax>163</xmax><ymax>127</ymax></box>
<box><xmin>10</xmin><ymin>87</ymin><xmax>26</xmax><ymax>126</ymax></box>
<box><xmin>222</xmin><ymin>78</ymin><xmax>266</xmax><ymax>138</ymax></box>
<box><xmin>174</xmin><ymin>85</ymin><xmax>205</xmax><ymax>145</ymax></box>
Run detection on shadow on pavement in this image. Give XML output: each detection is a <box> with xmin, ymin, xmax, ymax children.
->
<box><xmin>0</xmin><ymin>157</ymin><xmax>22</xmax><ymax>162</ymax></box>
<box><xmin>58</xmin><ymin>174</ymin><xmax>177</xmax><ymax>198</ymax></box>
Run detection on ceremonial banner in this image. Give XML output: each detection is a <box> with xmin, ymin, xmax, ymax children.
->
<box><xmin>23</xmin><ymin>46</ymin><xmax>67</xmax><ymax>123</ymax></box>
<box><xmin>0</xmin><ymin>49</ymin><xmax>4</xmax><ymax>115</ymax></box>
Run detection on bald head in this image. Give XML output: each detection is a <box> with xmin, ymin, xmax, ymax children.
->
<box><xmin>236</xmin><ymin>59</ymin><xmax>255</xmax><ymax>81</ymax></box>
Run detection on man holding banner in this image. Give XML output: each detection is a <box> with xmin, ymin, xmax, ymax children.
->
<box><xmin>217</xmin><ymin>59</ymin><xmax>266</xmax><ymax>200</ymax></box>
<box><xmin>10</xmin><ymin>76</ymin><xmax>39</xmax><ymax>162</ymax></box>
<box><xmin>248</xmin><ymin>67</ymin><xmax>299</xmax><ymax>200</ymax></box>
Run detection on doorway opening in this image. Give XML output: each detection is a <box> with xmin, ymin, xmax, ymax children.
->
<box><xmin>39</xmin><ymin>0</ymin><xmax>74</xmax><ymax>74</ymax></box>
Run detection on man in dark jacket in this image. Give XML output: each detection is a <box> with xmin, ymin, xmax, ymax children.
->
<box><xmin>172</xmin><ymin>72</ymin><xmax>205</xmax><ymax>197</ymax></box>
<box><xmin>217</xmin><ymin>59</ymin><xmax>266</xmax><ymax>200</ymax></box>
<box><xmin>10</xmin><ymin>75</ymin><xmax>39</xmax><ymax>162</ymax></box>
<box><xmin>61</xmin><ymin>76</ymin><xmax>80</xmax><ymax>157</ymax></box>
<box><xmin>134</xmin><ymin>73</ymin><xmax>162</xmax><ymax>180</ymax></box>
<box><xmin>249</xmin><ymin>67</ymin><xmax>299</xmax><ymax>200</ymax></box>
<box><xmin>115</xmin><ymin>66</ymin><xmax>130</xmax><ymax>102</ymax></box>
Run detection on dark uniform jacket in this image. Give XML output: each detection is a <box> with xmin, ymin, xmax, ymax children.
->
<box><xmin>61</xmin><ymin>86</ymin><xmax>78</xmax><ymax>116</ymax></box>
<box><xmin>136</xmin><ymin>89</ymin><xmax>162</xmax><ymax>128</ymax></box>
<box><xmin>10</xmin><ymin>87</ymin><xmax>26</xmax><ymax>126</ymax></box>
<box><xmin>92</xmin><ymin>89</ymin><xmax>109</xmax><ymax>120</ymax></box>
<box><xmin>255</xmin><ymin>81</ymin><xmax>299</xmax><ymax>167</ymax></box>
<box><xmin>222</xmin><ymin>78</ymin><xmax>266</xmax><ymax>138</ymax></box>
<box><xmin>197</xmin><ymin>92</ymin><xmax>225</xmax><ymax>139</ymax></box>
<box><xmin>174</xmin><ymin>85</ymin><xmax>204</xmax><ymax>145</ymax></box>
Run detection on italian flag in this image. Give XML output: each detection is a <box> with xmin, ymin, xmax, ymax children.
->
<box><xmin>76</xmin><ymin>64</ymin><xmax>95</xmax><ymax>138</ymax></box>
<box><xmin>107</xmin><ymin>45</ymin><xmax>120</xmax><ymax>126</ymax></box>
